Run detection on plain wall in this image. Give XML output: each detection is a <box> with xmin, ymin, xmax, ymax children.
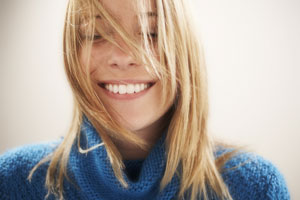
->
<box><xmin>0</xmin><ymin>0</ymin><xmax>299</xmax><ymax>199</ymax></box>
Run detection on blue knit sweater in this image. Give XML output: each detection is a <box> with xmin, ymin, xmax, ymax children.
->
<box><xmin>0</xmin><ymin>118</ymin><xmax>290</xmax><ymax>199</ymax></box>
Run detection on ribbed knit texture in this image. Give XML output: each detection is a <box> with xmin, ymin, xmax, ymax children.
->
<box><xmin>0</xmin><ymin>117</ymin><xmax>290</xmax><ymax>199</ymax></box>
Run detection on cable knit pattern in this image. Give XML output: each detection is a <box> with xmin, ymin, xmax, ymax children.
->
<box><xmin>0</xmin><ymin>117</ymin><xmax>290</xmax><ymax>200</ymax></box>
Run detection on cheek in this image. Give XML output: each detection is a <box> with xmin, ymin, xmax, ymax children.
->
<box><xmin>79</xmin><ymin>46</ymin><xmax>107</xmax><ymax>75</ymax></box>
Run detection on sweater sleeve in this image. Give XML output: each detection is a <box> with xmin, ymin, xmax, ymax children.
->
<box><xmin>0</xmin><ymin>172</ymin><xmax>9</xmax><ymax>200</ymax></box>
<box><xmin>220</xmin><ymin>150</ymin><xmax>290</xmax><ymax>200</ymax></box>
<box><xmin>0</xmin><ymin>141</ymin><xmax>60</xmax><ymax>199</ymax></box>
<box><xmin>0</xmin><ymin>145</ymin><xmax>30</xmax><ymax>198</ymax></box>
<box><xmin>264</xmin><ymin>163</ymin><xmax>290</xmax><ymax>200</ymax></box>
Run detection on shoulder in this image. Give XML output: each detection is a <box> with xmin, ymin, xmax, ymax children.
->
<box><xmin>0</xmin><ymin>140</ymin><xmax>61</xmax><ymax>198</ymax></box>
<box><xmin>0</xmin><ymin>140</ymin><xmax>60</xmax><ymax>172</ymax></box>
<box><xmin>216</xmin><ymin>147</ymin><xmax>290</xmax><ymax>200</ymax></box>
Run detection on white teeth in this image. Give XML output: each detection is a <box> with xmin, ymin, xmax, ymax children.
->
<box><xmin>109</xmin><ymin>84</ymin><xmax>113</xmax><ymax>91</ymax></box>
<box><xmin>103</xmin><ymin>83</ymin><xmax>151</xmax><ymax>94</ymax></box>
<box><xmin>113</xmin><ymin>85</ymin><xmax>118</xmax><ymax>93</ymax></box>
<box><xmin>134</xmin><ymin>84</ymin><xmax>141</xmax><ymax>93</ymax></box>
<box><xmin>119</xmin><ymin>85</ymin><xmax>126</xmax><ymax>94</ymax></box>
<box><xmin>127</xmin><ymin>84</ymin><xmax>135</xmax><ymax>94</ymax></box>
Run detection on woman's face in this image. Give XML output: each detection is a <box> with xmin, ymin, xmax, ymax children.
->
<box><xmin>79</xmin><ymin>0</ymin><xmax>173</xmax><ymax>134</ymax></box>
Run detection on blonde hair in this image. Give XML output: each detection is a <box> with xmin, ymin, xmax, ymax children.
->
<box><xmin>29</xmin><ymin>0</ymin><xmax>236</xmax><ymax>199</ymax></box>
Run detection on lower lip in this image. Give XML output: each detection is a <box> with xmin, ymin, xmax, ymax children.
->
<box><xmin>99</xmin><ymin>84</ymin><xmax>155</xmax><ymax>100</ymax></box>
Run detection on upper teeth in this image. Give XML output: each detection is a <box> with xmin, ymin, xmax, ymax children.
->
<box><xmin>104</xmin><ymin>83</ymin><xmax>151</xmax><ymax>94</ymax></box>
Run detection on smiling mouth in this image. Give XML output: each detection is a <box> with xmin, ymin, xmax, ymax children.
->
<box><xmin>98</xmin><ymin>82</ymin><xmax>156</xmax><ymax>95</ymax></box>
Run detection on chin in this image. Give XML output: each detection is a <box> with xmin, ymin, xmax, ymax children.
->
<box><xmin>118</xmin><ymin>117</ymin><xmax>155</xmax><ymax>133</ymax></box>
<box><xmin>122</xmin><ymin>122</ymin><xmax>150</xmax><ymax>132</ymax></box>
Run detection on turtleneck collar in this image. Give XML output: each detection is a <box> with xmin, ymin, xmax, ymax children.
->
<box><xmin>66</xmin><ymin>116</ymin><xmax>180</xmax><ymax>200</ymax></box>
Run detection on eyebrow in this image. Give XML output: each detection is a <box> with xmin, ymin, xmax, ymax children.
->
<box><xmin>95</xmin><ymin>12</ymin><xmax>157</xmax><ymax>20</ymax></box>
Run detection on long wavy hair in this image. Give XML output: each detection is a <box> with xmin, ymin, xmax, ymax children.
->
<box><xmin>29</xmin><ymin>0</ymin><xmax>236</xmax><ymax>199</ymax></box>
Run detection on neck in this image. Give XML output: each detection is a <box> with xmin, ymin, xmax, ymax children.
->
<box><xmin>114</xmin><ymin>123</ymin><xmax>166</xmax><ymax>160</ymax></box>
<box><xmin>112</xmin><ymin>106</ymin><xmax>173</xmax><ymax>160</ymax></box>
<box><xmin>114</xmin><ymin>113</ymin><xmax>171</xmax><ymax>160</ymax></box>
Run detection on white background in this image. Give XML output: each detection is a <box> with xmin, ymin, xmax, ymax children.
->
<box><xmin>0</xmin><ymin>0</ymin><xmax>299</xmax><ymax>199</ymax></box>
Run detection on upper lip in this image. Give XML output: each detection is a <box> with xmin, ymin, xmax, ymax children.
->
<box><xmin>97</xmin><ymin>80</ymin><xmax>157</xmax><ymax>85</ymax></box>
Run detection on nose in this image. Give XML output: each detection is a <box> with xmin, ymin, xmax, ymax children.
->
<box><xmin>107</xmin><ymin>38</ymin><xmax>138</xmax><ymax>70</ymax></box>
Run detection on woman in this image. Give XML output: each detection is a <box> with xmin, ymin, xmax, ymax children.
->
<box><xmin>0</xmin><ymin>0</ymin><xmax>290</xmax><ymax>199</ymax></box>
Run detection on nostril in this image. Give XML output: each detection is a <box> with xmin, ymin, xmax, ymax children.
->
<box><xmin>129</xmin><ymin>62</ymin><xmax>137</xmax><ymax>67</ymax></box>
<box><xmin>107</xmin><ymin>52</ymin><xmax>138</xmax><ymax>69</ymax></box>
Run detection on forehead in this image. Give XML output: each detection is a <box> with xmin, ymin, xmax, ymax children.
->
<box><xmin>99</xmin><ymin>0</ymin><xmax>156</xmax><ymax>21</ymax></box>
